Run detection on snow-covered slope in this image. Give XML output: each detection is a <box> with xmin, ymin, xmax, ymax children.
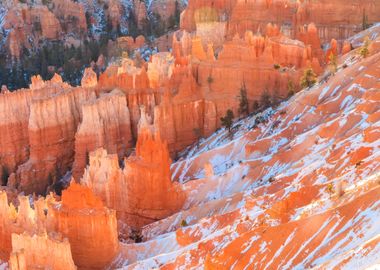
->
<box><xmin>110</xmin><ymin>25</ymin><xmax>380</xmax><ymax>269</ymax></box>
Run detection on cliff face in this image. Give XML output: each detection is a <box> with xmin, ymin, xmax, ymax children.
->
<box><xmin>2</xmin><ymin>0</ymin><xmax>86</xmax><ymax>59</ymax></box>
<box><xmin>0</xmin><ymin>77</ymin><xmax>64</xmax><ymax>180</ymax></box>
<box><xmin>181</xmin><ymin>0</ymin><xmax>380</xmax><ymax>45</ymax></box>
<box><xmin>81</xmin><ymin>115</ymin><xmax>185</xmax><ymax>229</ymax></box>
<box><xmin>0</xmin><ymin>181</ymin><xmax>118</xmax><ymax>269</ymax></box>
<box><xmin>180</xmin><ymin>0</ymin><xmax>238</xmax><ymax>32</ymax></box>
<box><xmin>47</xmin><ymin>182</ymin><xmax>119</xmax><ymax>269</ymax></box>
<box><xmin>9</xmin><ymin>232</ymin><xmax>77</xmax><ymax>270</ymax></box>
<box><xmin>72</xmin><ymin>89</ymin><xmax>133</xmax><ymax>180</ymax></box>
<box><xmin>13</xmin><ymin>85</ymin><xmax>95</xmax><ymax>194</ymax></box>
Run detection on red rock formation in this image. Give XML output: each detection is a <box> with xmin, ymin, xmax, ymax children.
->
<box><xmin>133</xmin><ymin>0</ymin><xmax>148</xmax><ymax>29</ymax></box>
<box><xmin>226</xmin><ymin>0</ymin><xmax>380</xmax><ymax>44</ymax></box>
<box><xmin>46</xmin><ymin>181</ymin><xmax>119</xmax><ymax>269</ymax></box>
<box><xmin>9</xmin><ymin>232</ymin><xmax>77</xmax><ymax>270</ymax></box>
<box><xmin>13</xmin><ymin>86</ymin><xmax>95</xmax><ymax>194</ymax></box>
<box><xmin>180</xmin><ymin>0</ymin><xmax>237</xmax><ymax>32</ymax></box>
<box><xmin>98</xmin><ymin>60</ymin><xmax>150</xmax><ymax>91</ymax></box>
<box><xmin>72</xmin><ymin>89</ymin><xmax>133</xmax><ymax>180</ymax></box>
<box><xmin>195</xmin><ymin>30</ymin><xmax>308</xmax><ymax>123</ymax></box>
<box><xmin>342</xmin><ymin>40</ymin><xmax>352</xmax><ymax>55</ymax></box>
<box><xmin>81</xmin><ymin>116</ymin><xmax>185</xmax><ymax>229</ymax></box>
<box><xmin>0</xmin><ymin>181</ymin><xmax>118</xmax><ymax>269</ymax></box>
<box><xmin>117</xmin><ymin>35</ymin><xmax>146</xmax><ymax>52</ymax></box>
<box><xmin>81</xmin><ymin>68</ymin><xmax>98</xmax><ymax>88</ymax></box>
<box><xmin>147</xmin><ymin>52</ymin><xmax>175</xmax><ymax>88</ymax></box>
<box><xmin>3</xmin><ymin>0</ymin><xmax>86</xmax><ymax>58</ymax></box>
<box><xmin>0</xmin><ymin>75</ymin><xmax>68</xmax><ymax>181</ymax></box>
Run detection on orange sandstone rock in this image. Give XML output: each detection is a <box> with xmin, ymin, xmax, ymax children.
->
<box><xmin>81</xmin><ymin>68</ymin><xmax>98</xmax><ymax>88</ymax></box>
<box><xmin>14</xmin><ymin>86</ymin><xmax>95</xmax><ymax>194</ymax></box>
<box><xmin>47</xmin><ymin>182</ymin><xmax>119</xmax><ymax>269</ymax></box>
<box><xmin>10</xmin><ymin>232</ymin><xmax>77</xmax><ymax>270</ymax></box>
<box><xmin>82</xmin><ymin>117</ymin><xmax>186</xmax><ymax>229</ymax></box>
<box><xmin>72</xmin><ymin>89</ymin><xmax>133</xmax><ymax>180</ymax></box>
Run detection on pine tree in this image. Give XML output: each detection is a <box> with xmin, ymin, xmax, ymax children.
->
<box><xmin>238</xmin><ymin>83</ymin><xmax>249</xmax><ymax>116</ymax></box>
<box><xmin>220</xmin><ymin>109</ymin><xmax>234</xmax><ymax>133</ymax></box>
<box><xmin>362</xmin><ymin>9</ymin><xmax>369</xmax><ymax>30</ymax></box>
<box><xmin>260</xmin><ymin>91</ymin><xmax>272</xmax><ymax>108</ymax></box>
<box><xmin>287</xmin><ymin>80</ymin><xmax>295</xmax><ymax>97</ymax></box>
<box><xmin>359</xmin><ymin>37</ymin><xmax>370</xmax><ymax>58</ymax></box>
<box><xmin>252</xmin><ymin>100</ymin><xmax>260</xmax><ymax>113</ymax></box>
<box><xmin>328</xmin><ymin>53</ymin><xmax>338</xmax><ymax>75</ymax></box>
<box><xmin>300</xmin><ymin>67</ymin><xmax>317</xmax><ymax>88</ymax></box>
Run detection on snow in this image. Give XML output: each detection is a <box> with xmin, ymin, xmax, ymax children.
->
<box><xmin>0</xmin><ymin>262</ymin><xmax>7</xmax><ymax>270</ymax></box>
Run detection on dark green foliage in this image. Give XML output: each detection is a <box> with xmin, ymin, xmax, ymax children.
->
<box><xmin>359</xmin><ymin>37</ymin><xmax>370</xmax><ymax>58</ymax></box>
<box><xmin>252</xmin><ymin>100</ymin><xmax>260</xmax><ymax>113</ymax></box>
<box><xmin>33</xmin><ymin>21</ymin><xmax>42</xmax><ymax>32</ymax></box>
<box><xmin>300</xmin><ymin>67</ymin><xmax>317</xmax><ymax>88</ymax></box>
<box><xmin>260</xmin><ymin>91</ymin><xmax>272</xmax><ymax>108</ymax></box>
<box><xmin>238</xmin><ymin>83</ymin><xmax>249</xmax><ymax>115</ymax></box>
<box><xmin>362</xmin><ymin>9</ymin><xmax>370</xmax><ymax>30</ymax></box>
<box><xmin>287</xmin><ymin>80</ymin><xmax>295</xmax><ymax>98</ymax></box>
<box><xmin>180</xmin><ymin>219</ymin><xmax>188</xmax><ymax>227</ymax></box>
<box><xmin>0</xmin><ymin>37</ymin><xmax>111</xmax><ymax>90</ymax></box>
<box><xmin>273</xmin><ymin>63</ymin><xmax>281</xmax><ymax>70</ymax></box>
<box><xmin>220</xmin><ymin>109</ymin><xmax>234</xmax><ymax>133</ymax></box>
<box><xmin>1</xmin><ymin>167</ymin><xmax>9</xmax><ymax>186</ymax></box>
<box><xmin>207</xmin><ymin>76</ymin><xmax>214</xmax><ymax>84</ymax></box>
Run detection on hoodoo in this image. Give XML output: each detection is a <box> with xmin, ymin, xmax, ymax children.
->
<box><xmin>0</xmin><ymin>0</ymin><xmax>379</xmax><ymax>269</ymax></box>
<box><xmin>82</xmin><ymin>111</ymin><xmax>186</xmax><ymax>229</ymax></box>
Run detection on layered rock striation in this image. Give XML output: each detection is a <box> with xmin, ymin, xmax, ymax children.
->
<box><xmin>82</xmin><ymin>115</ymin><xmax>186</xmax><ymax>229</ymax></box>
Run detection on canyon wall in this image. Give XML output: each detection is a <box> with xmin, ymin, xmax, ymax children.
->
<box><xmin>181</xmin><ymin>0</ymin><xmax>380</xmax><ymax>44</ymax></box>
<box><xmin>9</xmin><ymin>232</ymin><xmax>77</xmax><ymax>270</ymax></box>
<box><xmin>12</xmin><ymin>84</ymin><xmax>95</xmax><ymax>194</ymax></box>
<box><xmin>72</xmin><ymin>89</ymin><xmax>133</xmax><ymax>180</ymax></box>
<box><xmin>81</xmin><ymin>115</ymin><xmax>186</xmax><ymax>229</ymax></box>
<box><xmin>0</xmin><ymin>181</ymin><xmax>118</xmax><ymax>269</ymax></box>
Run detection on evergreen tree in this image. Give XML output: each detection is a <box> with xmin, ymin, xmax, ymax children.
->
<box><xmin>220</xmin><ymin>109</ymin><xmax>234</xmax><ymax>133</ymax></box>
<box><xmin>362</xmin><ymin>9</ymin><xmax>370</xmax><ymax>30</ymax></box>
<box><xmin>300</xmin><ymin>67</ymin><xmax>317</xmax><ymax>88</ymax></box>
<box><xmin>260</xmin><ymin>91</ymin><xmax>272</xmax><ymax>108</ymax></box>
<box><xmin>359</xmin><ymin>37</ymin><xmax>370</xmax><ymax>58</ymax></box>
<box><xmin>287</xmin><ymin>80</ymin><xmax>295</xmax><ymax>97</ymax></box>
<box><xmin>328</xmin><ymin>53</ymin><xmax>338</xmax><ymax>75</ymax></box>
<box><xmin>238</xmin><ymin>83</ymin><xmax>249</xmax><ymax>115</ymax></box>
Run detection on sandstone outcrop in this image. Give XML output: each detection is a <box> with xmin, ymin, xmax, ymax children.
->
<box><xmin>81</xmin><ymin>68</ymin><xmax>98</xmax><ymax>88</ymax></box>
<box><xmin>227</xmin><ymin>0</ymin><xmax>380</xmax><ymax>44</ymax></box>
<box><xmin>0</xmin><ymin>181</ymin><xmax>118</xmax><ymax>269</ymax></box>
<box><xmin>2</xmin><ymin>0</ymin><xmax>86</xmax><ymax>58</ymax></box>
<box><xmin>0</xmin><ymin>75</ymin><xmax>70</xmax><ymax>183</ymax></box>
<box><xmin>13</xmin><ymin>85</ymin><xmax>95</xmax><ymax>194</ymax></box>
<box><xmin>81</xmin><ymin>115</ymin><xmax>186</xmax><ymax>229</ymax></box>
<box><xmin>47</xmin><ymin>181</ymin><xmax>119</xmax><ymax>269</ymax></box>
<box><xmin>180</xmin><ymin>0</ymin><xmax>237</xmax><ymax>32</ymax></box>
<box><xmin>9</xmin><ymin>232</ymin><xmax>77</xmax><ymax>270</ymax></box>
<box><xmin>72</xmin><ymin>89</ymin><xmax>133</xmax><ymax>180</ymax></box>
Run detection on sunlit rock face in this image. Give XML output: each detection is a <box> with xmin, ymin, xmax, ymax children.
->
<box><xmin>182</xmin><ymin>0</ymin><xmax>380</xmax><ymax>44</ymax></box>
<box><xmin>0</xmin><ymin>181</ymin><xmax>118</xmax><ymax>269</ymax></box>
<box><xmin>72</xmin><ymin>89</ymin><xmax>133</xmax><ymax>180</ymax></box>
<box><xmin>47</xmin><ymin>181</ymin><xmax>119</xmax><ymax>269</ymax></box>
<box><xmin>81</xmin><ymin>113</ymin><xmax>186</xmax><ymax>229</ymax></box>
<box><xmin>9</xmin><ymin>232</ymin><xmax>77</xmax><ymax>270</ymax></box>
<box><xmin>13</xmin><ymin>85</ymin><xmax>95</xmax><ymax>195</ymax></box>
<box><xmin>0</xmin><ymin>0</ymin><xmax>379</xmax><ymax>269</ymax></box>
